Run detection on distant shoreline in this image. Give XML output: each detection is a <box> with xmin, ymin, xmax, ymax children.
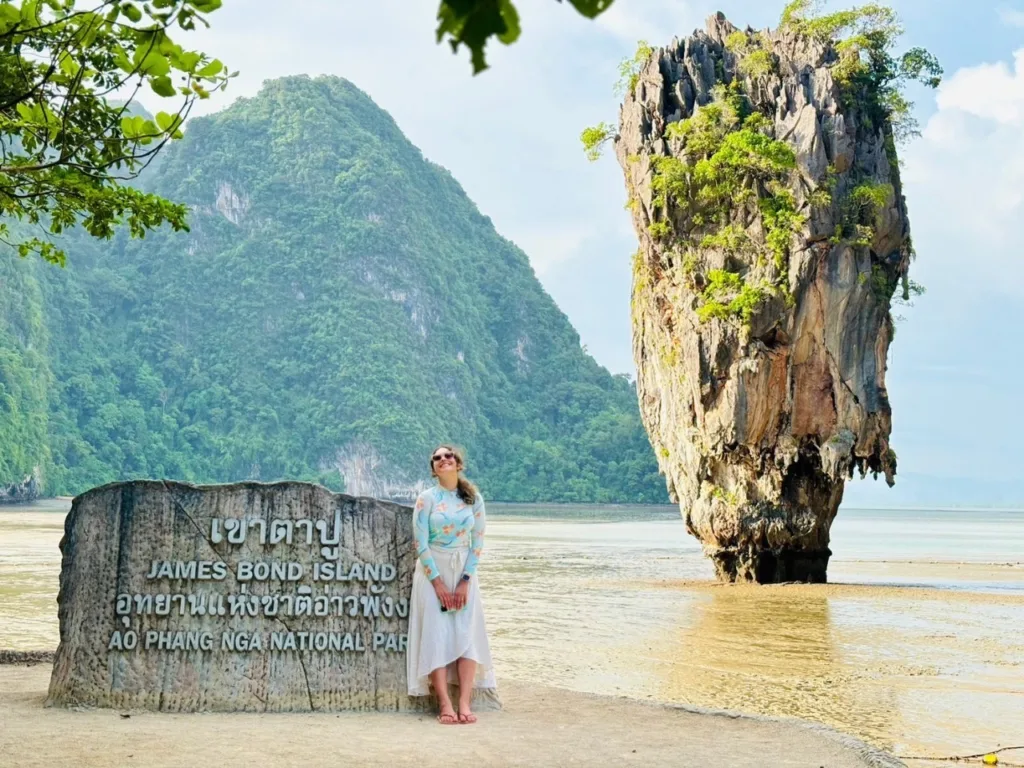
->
<box><xmin>6</xmin><ymin>495</ymin><xmax>1024</xmax><ymax>513</ymax></box>
<box><xmin>0</xmin><ymin>650</ymin><xmax>53</xmax><ymax>665</ymax></box>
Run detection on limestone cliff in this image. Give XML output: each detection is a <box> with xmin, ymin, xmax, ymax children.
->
<box><xmin>0</xmin><ymin>469</ymin><xmax>41</xmax><ymax>504</ymax></box>
<box><xmin>615</xmin><ymin>14</ymin><xmax>910</xmax><ymax>582</ymax></box>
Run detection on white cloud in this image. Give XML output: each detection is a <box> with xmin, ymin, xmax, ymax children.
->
<box><xmin>901</xmin><ymin>48</ymin><xmax>1024</xmax><ymax>290</ymax></box>
<box><xmin>997</xmin><ymin>5</ymin><xmax>1024</xmax><ymax>27</ymax></box>
<box><xmin>934</xmin><ymin>48</ymin><xmax>1024</xmax><ymax>125</ymax></box>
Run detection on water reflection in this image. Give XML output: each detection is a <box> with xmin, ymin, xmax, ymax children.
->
<box><xmin>652</xmin><ymin>587</ymin><xmax>900</xmax><ymax>752</ymax></box>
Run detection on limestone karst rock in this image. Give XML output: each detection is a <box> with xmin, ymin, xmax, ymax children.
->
<box><xmin>615</xmin><ymin>14</ymin><xmax>909</xmax><ymax>582</ymax></box>
<box><xmin>0</xmin><ymin>469</ymin><xmax>41</xmax><ymax>504</ymax></box>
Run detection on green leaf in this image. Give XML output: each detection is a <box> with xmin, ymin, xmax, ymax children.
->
<box><xmin>154</xmin><ymin>111</ymin><xmax>176</xmax><ymax>131</ymax></box>
<box><xmin>114</xmin><ymin>52</ymin><xmax>134</xmax><ymax>72</ymax></box>
<box><xmin>121</xmin><ymin>2</ymin><xmax>142</xmax><ymax>22</ymax></box>
<box><xmin>139</xmin><ymin>51</ymin><xmax>171</xmax><ymax>77</ymax></box>
<box><xmin>0</xmin><ymin>3</ymin><xmax>21</xmax><ymax>33</ymax></box>
<box><xmin>58</xmin><ymin>52</ymin><xmax>81</xmax><ymax>78</ymax></box>
<box><xmin>150</xmin><ymin>75</ymin><xmax>177</xmax><ymax>97</ymax></box>
<box><xmin>190</xmin><ymin>0</ymin><xmax>222</xmax><ymax>11</ymax></box>
<box><xmin>565</xmin><ymin>0</ymin><xmax>615</xmax><ymax>19</ymax></box>
<box><xmin>120</xmin><ymin>115</ymin><xmax>138</xmax><ymax>138</ymax></box>
<box><xmin>196</xmin><ymin>58</ymin><xmax>223</xmax><ymax>77</ymax></box>
<box><xmin>20</xmin><ymin>0</ymin><xmax>40</xmax><ymax>24</ymax></box>
<box><xmin>436</xmin><ymin>0</ymin><xmax>513</xmax><ymax>74</ymax></box>
<box><xmin>176</xmin><ymin>50</ymin><xmax>202</xmax><ymax>71</ymax></box>
<box><xmin>158</xmin><ymin>37</ymin><xmax>182</xmax><ymax>56</ymax></box>
<box><xmin>76</xmin><ymin>11</ymin><xmax>102</xmax><ymax>47</ymax></box>
<box><xmin>436</xmin><ymin>0</ymin><xmax>613</xmax><ymax>73</ymax></box>
<box><xmin>497</xmin><ymin>0</ymin><xmax>520</xmax><ymax>44</ymax></box>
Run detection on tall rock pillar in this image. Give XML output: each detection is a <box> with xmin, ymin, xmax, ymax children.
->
<box><xmin>616</xmin><ymin>14</ymin><xmax>908</xmax><ymax>582</ymax></box>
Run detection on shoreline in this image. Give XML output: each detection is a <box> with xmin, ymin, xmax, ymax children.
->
<box><xmin>653</xmin><ymin>579</ymin><xmax>1024</xmax><ymax>598</ymax></box>
<box><xmin>0</xmin><ymin>650</ymin><xmax>54</xmax><ymax>665</ymax></box>
<box><xmin>0</xmin><ymin>662</ymin><xmax>901</xmax><ymax>767</ymax></box>
<box><xmin>11</xmin><ymin>495</ymin><xmax>1024</xmax><ymax>512</ymax></box>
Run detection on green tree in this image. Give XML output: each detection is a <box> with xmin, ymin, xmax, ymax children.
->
<box><xmin>0</xmin><ymin>0</ymin><xmax>233</xmax><ymax>265</ymax></box>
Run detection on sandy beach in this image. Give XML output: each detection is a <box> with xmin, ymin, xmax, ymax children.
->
<box><xmin>0</xmin><ymin>660</ymin><xmax>898</xmax><ymax>768</ymax></box>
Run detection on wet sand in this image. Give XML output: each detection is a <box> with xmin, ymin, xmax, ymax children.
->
<box><xmin>0</xmin><ymin>662</ymin><xmax>898</xmax><ymax>768</ymax></box>
<box><xmin>483</xmin><ymin>514</ymin><xmax>1024</xmax><ymax>764</ymax></box>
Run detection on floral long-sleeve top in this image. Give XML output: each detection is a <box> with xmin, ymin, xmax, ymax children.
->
<box><xmin>413</xmin><ymin>484</ymin><xmax>485</xmax><ymax>581</ymax></box>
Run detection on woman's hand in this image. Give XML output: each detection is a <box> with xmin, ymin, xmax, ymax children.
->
<box><xmin>432</xmin><ymin>577</ymin><xmax>454</xmax><ymax>610</ymax></box>
<box><xmin>454</xmin><ymin>579</ymin><xmax>469</xmax><ymax>610</ymax></box>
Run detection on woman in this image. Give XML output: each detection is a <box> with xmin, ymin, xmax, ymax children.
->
<box><xmin>406</xmin><ymin>444</ymin><xmax>496</xmax><ymax>724</ymax></box>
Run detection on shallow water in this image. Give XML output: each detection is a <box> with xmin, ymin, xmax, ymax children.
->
<box><xmin>482</xmin><ymin>503</ymin><xmax>1024</xmax><ymax>763</ymax></box>
<box><xmin>1</xmin><ymin>499</ymin><xmax>1022</xmax><ymax>764</ymax></box>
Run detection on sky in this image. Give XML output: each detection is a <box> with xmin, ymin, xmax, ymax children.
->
<box><xmin>135</xmin><ymin>0</ymin><xmax>1024</xmax><ymax>507</ymax></box>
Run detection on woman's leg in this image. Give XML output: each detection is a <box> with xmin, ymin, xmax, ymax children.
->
<box><xmin>430</xmin><ymin>666</ymin><xmax>457</xmax><ymax>724</ymax></box>
<box><xmin>456</xmin><ymin>657</ymin><xmax>477</xmax><ymax>723</ymax></box>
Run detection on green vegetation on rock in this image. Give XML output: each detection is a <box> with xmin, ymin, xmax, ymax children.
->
<box><xmin>585</xmin><ymin>2</ymin><xmax>940</xmax><ymax>329</ymax></box>
<box><xmin>724</xmin><ymin>29</ymin><xmax>775</xmax><ymax>78</ymax></box>
<box><xmin>581</xmin><ymin>122</ymin><xmax>614</xmax><ymax>162</ymax></box>
<box><xmin>652</xmin><ymin>83</ymin><xmax>801</xmax><ymax>323</ymax></box>
<box><xmin>615</xmin><ymin>40</ymin><xmax>654</xmax><ymax>96</ymax></box>
<box><xmin>779</xmin><ymin>0</ymin><xmax>942</xmax><ymax>143</ymax></box>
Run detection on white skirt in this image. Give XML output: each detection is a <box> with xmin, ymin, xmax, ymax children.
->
<box><xmin>406</xmin><ymin>545</ymin><xmax>496</xmax><ymax>697</ymax></box>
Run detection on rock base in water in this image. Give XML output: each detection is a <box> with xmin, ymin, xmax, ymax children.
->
<box><xmin>712</xmin><ymin>548</ymin><xmax>831</xmax><ymax>584</ymax></box>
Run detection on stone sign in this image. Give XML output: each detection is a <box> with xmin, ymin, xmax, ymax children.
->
<box><xmin>47</xmin><ymin>480</ymin><xmax>427</xmax><ymax>712</ymax></box>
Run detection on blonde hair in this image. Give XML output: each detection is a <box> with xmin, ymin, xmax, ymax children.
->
<box><xmin>429</xmin><ymin>443</ymin><xmax>477</xmax><ymax>505</ymax></box>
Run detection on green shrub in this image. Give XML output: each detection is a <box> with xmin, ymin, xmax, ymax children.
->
<box><xmin>580</xmin><ymin>122</ymin><xmax>614</xmax><ymax>162</ymax></box>
<box><xmin>740</xmin><ymin>49</ymin><xmax>774</xmax><ymax>78</ymax></box>
<box><xmin>615</xmin><ymin>40</ymin><xmax>656</xmax><ymax>96</ymax></box>
<box><xmin>696</xmin><ymin>270</ymin><xmax>771</xmax><ymax>324</ymax></box>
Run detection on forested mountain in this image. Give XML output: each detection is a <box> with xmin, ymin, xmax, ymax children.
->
<box><xmin>0</xmin><ymin>75</ymin><xmax>666</xmax><ymax>504</ymax></box>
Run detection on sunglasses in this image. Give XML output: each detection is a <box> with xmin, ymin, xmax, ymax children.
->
<box><xmin>431</xmin><ymin>452</ymin><xmax>455</xmax><ymax>463</ymax></box>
